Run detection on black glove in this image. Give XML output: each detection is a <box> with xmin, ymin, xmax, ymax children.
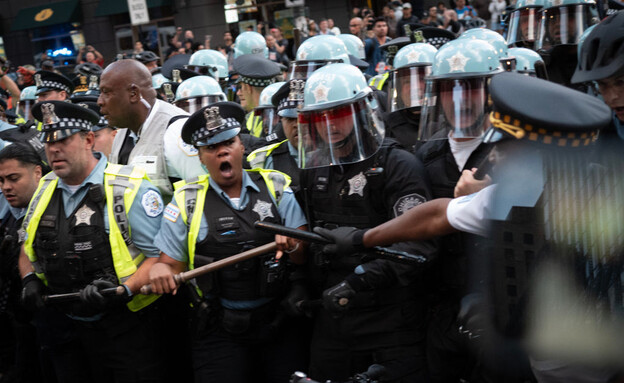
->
<box><xmin>21</xmin><ymin>274</ymin><xmax>45</xmax><ymax>312</ymax></box>
<box><xmin>322</xmin><ymin>280</ymin><xmax>356</xmax><ymax>313</ymax></box>
<box><xmin>313</xmin><ymin>226</ymin><xmax>368</xmax><ymax>256</ymax></box>
<box><xmin>80</xmin><ymin>279</ymin><xmax>132</xmax><ymax>311</ymax></box>
<box><xmin>457</xmin><ymin>293</ymin><xmax>487</xmax><ymax>341</ymax></box>
<box><xmin>282</xmin><ymin>282</ymin><xmax>310</xmax><ymax>317</ymax></box>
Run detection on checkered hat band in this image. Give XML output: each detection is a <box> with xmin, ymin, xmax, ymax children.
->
<box><xmin>240</xmin><ymin>76</ymin><xmax>275</xmax><ymax>87</ymax></box>
<box><xmin>426</xmin><ymin>37</ymin><xmax>451</xmax><ymax>49</ymax></box>
<box><xmin>41</xmin><ymin>118</ymin><xmax>92</xmax><ymax>132</ymax></box>
<box><xmin>98</xmin><ymin>116</ymin><xmax>108</xmax><ymax>126</ymax></box>
<box><xmin>191</xmin><ymin>117</ymin><xmax>240</xmax><ymax>143</ymax></box>
<box><xmin>278</xmin><ymin>99</ymin><xmax>302</xmax><ymax>113</ymax></box>
<box><xmin>38</xmin><ymin>80</ymin><xmax>71</xmax><ymax>94</ymax></box>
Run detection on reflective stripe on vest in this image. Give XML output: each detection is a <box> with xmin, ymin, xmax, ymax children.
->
<box><xmin>246</xmin><ymin>139</ymin><xmax>289</xmax><ymax>169</ymax></box>
<box><xmin>368</xmin><ymin>72</ymin><xmax>389</xmax><ymax>91</ymax></box>
<box><xmin>246</xmin><ymin>113</ymin><xmax>263</xmax><ymax>138</ymax></box>
<box><xmin>173</xmin><ymin>169</ymin><xmax>291</xmax><ymax>273</ymax></box>
<box><xmin>22</xmin><ymin>165</ymin><xmax>159</xmax><ymax>312</ymax></box>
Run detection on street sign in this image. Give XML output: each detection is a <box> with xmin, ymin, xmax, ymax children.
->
<box><xmin>285</xmin><ymin>0</ymin><xmax>304</xmax><ymax>7</ymax></box>
<box><xmin>128</xmin><ymin>0</ymin><xmax>150</xmax><ymax>26</ymax></box>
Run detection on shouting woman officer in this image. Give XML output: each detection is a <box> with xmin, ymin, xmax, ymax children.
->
<box><xmin>149</xmin><ymin>101</ymin><xmax>309</xmax><ymax>383</ymax></box>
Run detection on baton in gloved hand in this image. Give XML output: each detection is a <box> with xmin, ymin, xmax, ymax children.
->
<box><xmin>254</xmin><ymin>221</ymin><xmax>428</xmax><ymax>265</ymax></box>
<box><xmin>140</xmin><ymin>241</ymin><xmax>277</xmax><ymax>295</ymax></box>
<box><xmin>44</xmin><ymin>286</ymin><xmax>124</xmax><ymax>303</ymax></box>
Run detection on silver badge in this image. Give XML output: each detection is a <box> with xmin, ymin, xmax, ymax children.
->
<box><xmin>348</xmin><ymin>172</ymin><xmax>367</xmax><ymax>197</ymax></box>
<box><xmin>35</xmin><ymin>73</ymin><xmax>42</xmax><ymax>88</ymax></box>
<box><xmin>162</xmin><ymin>83</ymin><xmax>175</xmax><ymax>103</ymax></box>
<box><xmin>204</xmin><ymin>106</ymin><xmax>223</xmax><ymax>131</ymax></box>
<box><xmin>288</xmin><ymin>79</ymin><xmax>305</xmax><ymax>101</ymax></box>
<box><xmin>88</xmin><ymin>75</ymin><xmax>99</xmax><ymax>90</ymax></box>
<box><xmin>75</xmin><ymin>205</ymin><xmax>96</xmax><ymax>225</ymax></box>
<box><xmin>252</xmin><ymin>199</ymin><xmax>274</xmax><ymax>221</ymax></box>
<box><xmin>41</xmin><ymin>103</ymin><xmax>60</xmax><ymax>124</ymax></box>
<box><xmin>172</xmin><ymin>69</ymin><xmax>182</xmax><ymax>83</ymax></box>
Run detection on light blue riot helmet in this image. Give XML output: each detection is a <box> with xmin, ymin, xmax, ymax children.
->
<box><xmin>507</xmin><ymin>0</ymin><xmax>546</xmax><ymax>48</ymax></box>
<box><xmin>234</xmin><ymin>31</ymin><xmax>269</xmax><ymax>58</ymax></box>
<box><xmin>152</xmin><ymin>73</ymin><xmax>168</xmax><ymax>90</ymax></box>
<box><xmin>174</xmin><ymin>76</ymin><xmax>227</xmax><ymax>114</ymax></box>
<box><xmin>186</xmin><ymin>49</ymin><xmax>229</xmax><ymax>80</ymax></box>
<box><xmin>419</xmin><ymin>39</ymin><xmax>502</xmax><ymax>141</ymax></box>
<box><xmin>288</xmin><ymin>35</ymin><xmax>350</xmax><ymax>80</ymax></box>
<box><xmin>254</xmin><ymin>81</ymin><xmax>285</xmax><ymax>137</ymax></box>
<box><xmin>17</xmin><ymin>86</ymin><xmax>37</xmax><ymax>120</ymax></box>
<box><xmin>337</xmin><ymin>34</ymin><xmax>366</xmax><ymax>59</ymax></box>
<box><xmin>389</xmin><ymin>43</ymin><xmax>438</xmax><ymax>112</ymax></box>
<box><xmin>298</xmin><ymin>63</ymin><xmax>385</xmax><ymax>168</ymax></box>
<box><xmin>459</xmin><ymin>28</ymin><xmax>509</xmax><ymax>58</ymax></box>
<box><xmin>535</xmin><ymin>0</ymin><xmax>598</xmax><ymax>53</ymax></box>
<box><xmin>503</xmin><ymin>47</ymin><xmax>545</xmax><ymax>75</ymax></box>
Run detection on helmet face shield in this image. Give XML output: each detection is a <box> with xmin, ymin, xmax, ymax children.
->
<box><xmin>536</xmin><ymin>5</ymin><xmax>595</xmax><ymax>51</ymax></box>
<box><xmin>287</xmin><ymin>60</ymin><xmax>341</xmax><ymax>80</ymax></box>
<box><xmin>17</xmin><ymin>100</ymin><xmax>34</xmax><ymax>120</ymax></box>
<box><xmin>297</xmin><ymin>97</ymin><xmax>385</xmax><ymax>169</ymax></box>
<box><xmin>185</xmin><ymin>64</ymin><xmax>218</xmax><ymax>78</ymax></box>
<box><xmin>389</xmin><ymin>65</ymin><xmax>431</xmax><ymax>112</ymax></box>
<box><xmin>255</xmin><ymin>107</ymin><xmax>279</xmax><ymax>136</ymax></box>
<box><xmin>419</xmin><ymin>77</ymin><xmax>492</xmax><ymax>140</ymax></box>
<box><xmin>507</xmin><ymin>8</ymin><xmax>541</xmax><ymax>47</ymax></box>
<box><xmin>175</xmin><ymin>95</ymin><xmax>225</xmax><ymax>113</ymax></box>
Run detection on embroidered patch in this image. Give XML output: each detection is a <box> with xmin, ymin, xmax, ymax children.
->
<box><xmin>252</xmin><ymin>199</ymin><xmax>274</xmax><ymax>221</ymax></box>
<box><xmin>178</xmin><ymin>136</ymin><xmax>198</xmax><ymax>156</ymax></box>
<box><xmin>164</xmin><ymin>203</ymin><xmax>180</xmax><ymax>222</ymax></box>
<box><xmin>142</xmin><ymin>190</ymin><xmax>164</xmax><ymax>218</ymax></box>
<box><xmin>393</xmin><ymin>193</ymin><xmax>426</xmax><ymax>217</ymax></box>
<box><xmin>75</xmin><ymin>205</ymin><xmax>95</xmax><ymax>225</ymax></box>
<box><xmin>348</xmin><ymin>172</ymin><xmax>367</xmax><ymax>197</ymax></box>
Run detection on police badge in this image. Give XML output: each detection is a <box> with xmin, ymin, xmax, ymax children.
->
<box><xmin>204</xmin><ymin>106</ymin><xmax>223</xmax><ymax>131</ymax></box>
<box><xmin>41</xmin><ymin>103</ymin><xmax>60</xmax><ymax>124</ymax></box>
<box><xmin>252</xmin><ymin>199</ymin><xmax>274</xmax><ymax>221</ymax></box>
<box><xmin>348</xmin><ymin>172</ymin><xmax>367</xmax><ymax>197</ymax></box>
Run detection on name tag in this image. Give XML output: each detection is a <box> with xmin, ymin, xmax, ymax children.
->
<box><xmin>131</xmin><ymin>155</ymin><xmax>158</xmax><ymax>175</ymax></box>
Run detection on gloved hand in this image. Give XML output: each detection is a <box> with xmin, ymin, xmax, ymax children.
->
<box><xmin>282</xmin><ymin>282</ymin><xmax>310</xmax><ymax>317</ymax></box>
<box><xmin>457</xmin><ymin>293</ymin><xmax>487</xmax><ymax>341</ymax></box>
<box><xmin>80</xmin><ymin>279</ymin><xmax>132</xmax><ymax>311</ymax></box>
<box><xmin>322</xmin><ymin>280</ymin><xmax>356</xmax><ymax>313</ymax></box>
<box><xmin>21</xmin><ymin>274</ymin><xmax>46</xmax><ymax>312</ymax></box>
<box><xmin>313</xmin><ymin>226</ymin><xmax>368</xmax><ymax>256</ymax></box>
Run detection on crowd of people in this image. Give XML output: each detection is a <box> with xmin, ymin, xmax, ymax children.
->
<box><xmin>0</xmin><ymin>1</ymin><xmax>623</xmax><ymax>383</ymax></box>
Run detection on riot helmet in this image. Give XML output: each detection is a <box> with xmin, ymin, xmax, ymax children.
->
<box><xmin>459</xmin><ymin>28</ymin><xmax>510</xmax><ymax>58</ymax></box>
<box><xmin>298</xmin><ymin>63</ymin><xmax>385</xmax><ymax>169</ymax></box>
<box><xmin>337</xmin><ymin>34</ymin><xmax>366</xmax><ymax>59</ymax></box>
<box><xmin>234</xmin><ymin>31</ymin><xmax>269</xmax><ymax>59</ymax></box>
<box><xmin>186</xmin><ymin>49</ymin><xmax>229</xmax><ymax>81</ymax></box>
<box><xmin>17</xmin><ymin>86</ymin><xmax>37</xmax><ymax>120</ymax></box>
<box><xmin>419</xmin><ymin>39</ymin><xmax>502</xmax><ymax>141</ymax></box>
<box><xmin>507</xmin><ymin>0</ymin><xmax>546</xmax><ymax>48</ymax></box>
<box><xmin>535</xmin><ymin>0</ymin><xmax>598</xmax><ymax>53</ymax></box>
<box><xmin>253</xmin><ymin>81</ymin><xmax>285</xmax><ymax>138</ymax></box>
<box><xmin>174</xmin><ymin>76</ymin><xmax>227</xmax><ymax>114</ymax></box>
<box><xmin>505</xmin><ymin>47</ymin><xmax>545</xmax><ymax>75</ymax></box>
<box><xmin>288</xmin><ymin>35</ymin><xmax>350</xmax><ymax>80</ymax></box>
<box><xmin>389</xmin><ymin>43</ymin><xmax>437</xmax><ymax>113</ymax></box>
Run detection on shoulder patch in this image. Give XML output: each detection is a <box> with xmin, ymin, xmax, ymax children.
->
<box><xmin>177</xmin><ymin>136</ymin><xmax>198</xmax><ymax>156</ymax></box>
<box><xmin>393</xmin><ymin>193</ymin><xmax>426</xmax><ymax>217</ymax></box>
<box><xmin>141</xmin><ymin>190</ymin><xmax>164</xmax><ymax>217</ymax></box>
<box><xmin>164</xmin><ymin>203</ymin><xmax>180</xmax><ymax>222</ymax></box>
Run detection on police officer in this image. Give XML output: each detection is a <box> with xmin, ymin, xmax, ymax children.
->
<box><xmin>385</xmin><ymin>42</ymin><xmax>437</xmax><ymax>151</ymax></box>
<box><xmin>299</xmin><ymin>63</ymin><xmax>437</xmax><ymax>382</ymax></box>
<box><xmin>185</xmin><ymin>49</ymin><xmax>230</xmax><ymax>86</ymax></box>
<box><xmin>233</xmin><ymin>54</ymin><xmax>281</xmax><ymax>138</ymax></box>
<box><xmin>77</xmin><ymin>101</ymin><xmax>118</xmax><ymax>158</ymax></box>
<box><xmin>34</xmin><ymin>70</ymin><xmax>74</xmax><ymax>102</ymax></box>
<box><xmin>253</xmin><ymin>81</ymin><xmax>285</xmax><ymax>142</ymax></box>
<box><xmin>505</xmin><ymin>47</ymin><xmax>546</xmax><ymax>76</ymax></box>
<box><xmin>19</xmin><ymin>101</ymin><xmax>167</xmax><ymax>383</ymax></box>
<box><xmin>505</xmin><ymin>0</ymin><xmax>545</xmax><ymax>48</ymax></box>
<box><xmin>149</xmin><ymin>101</ymin><xmax>308</xmax><ymax>383</ymax></box>
<box><xmin>233</xmin><ymin>31</ymin><xmax>269</xmax><ymax>59</ymax></box>
<box><xmin>0</xmin><ymin>143</ymin><xmax>48</xmax><ymax>382</ymax></box>
<box><xmin>15</xmin><ymin>86</ymin><xmax>36</xmax><ymax>122</ymax></box>
<box><xmin>289</xmin><ymin>35</ymin><xmax>351</xmax><ymax>80</ymax></box>
<box><xmin>134</xmin><ymin>51</ymin><xmax>160</xmax><ymax>72</ymax></box>
<box><xmin>247</xmin><ymin>79</ymin><xmax>304</xmax><ymax>197</ymax></box>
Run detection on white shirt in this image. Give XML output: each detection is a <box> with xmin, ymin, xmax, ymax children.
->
<box><xmin>446</xmin><ymin>184</ymin><xmax>496</xmax><ymax>237</ymax></box>
<box><xmin>163</xmin><ymin>117</ymin><xmax>205</xmax><ymax>180</ymax></box>
<box><xmin>448</xmin><ymin>136</ymin><xmax>483</xmax><ymax>172</ymax></box>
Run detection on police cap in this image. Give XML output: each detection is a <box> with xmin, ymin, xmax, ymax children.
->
<box><xmin>271</xmin><ymin>79</ymin><xmax>305</xmax><ymax>118</ymax></box>
<box><xmin>232</xmin><ymin>55</ymin><xmax>281</xmax><ymax>87</ymax></box>
<box><xmin>34</xmin><ymin>70</ymin><xmax>74</xmax><ymax>96</ymax></box>
<box><xmin>416</xmin><ymin>27</ymin><xmax>457</xmax><ymax>49</ymax></box>
<box><xmin>71</xmin><ymin>100</ymin><xmax>109</xmax><ymax>132</ymax></box>
<box><xmin>484</xmin><ymin>72</ymin><xmax>611</xmax><ymax>146</ymax></box>
<box><xmin>32</xmin><ymin>100</ymin><xmax>99</xmax><ymax>143</ymax></box>
<box><xmin>181</xmin><ymin>101</ymin><xmax>245</xmax><ymax>146</ymax></box>
<box><xmin>161</xmin><ymin>54</ymin><xmax>191</xmax><ymax>79</ymax></box>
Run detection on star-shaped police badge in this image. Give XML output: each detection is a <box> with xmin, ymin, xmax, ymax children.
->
<box><xmin>406</xmin><ymin>50</ymin><xmax>423</xmax><ymax>63</ymax></box>
<box><xmin>447</xmin><ymin>51</ymin><xmax>470</xmax><ymax>72</ymax></box>
<box><xmin>348</xmin><ymin>172</ymin><xmax>367</xmax><ymax>197</ymax></box>
<box><xmin>312</xmin><ymin>83</ymin><xmax>330</xmax><ymax>103</ymax></box>
<box><xmin>75</xmin><ymin>205</ymin><xmax>96</xmax><ymax>225</ymax></box>
<box><xmin>253</xmin><ymin>199</ymin><xmax>274</xmax><ymax>221</ymax></box>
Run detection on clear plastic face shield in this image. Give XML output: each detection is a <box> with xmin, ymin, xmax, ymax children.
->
<box><xmin>17</xmin><ymin>100</ymin><xmax>34</xmax><ymax>120</ymax></box>
<box><xmin>507</xmin><ymin>8</ymin><xmax>541</xmax><ymax>47</ymax></box>
<box><xmin>419</xmin><ymin>77</ymin><xmax>492</xmax><ymax>140</ymax></box>
<box><xmin>287</xmin><ymin>60</ymin><xmax>342</xmax><ymax>80</ymax></box>
<box><xmin>175</xmin><ymin>95</ymin><xmax>225</xmax><ymax>114</ymax></box>
<box><xmin>185</xmin><ymin>65</ymin><xmax>219</xmax><ymax>79</ymax></box>
<box><xmin>389</xmin><ymin>65</ymin><xmax>432</xmax><ymax>112</ymax></box>
<box><xmin>536</xmin><ymin>5</ymin><xmax>595</xmax><ymax>51</ymax></box>
<box><xmin>254</xmin><ymin>107</ymin><xmax>279</xmax><ymax>136</ymax></box>
<box><xmin>297</xmin><ymin>95</ymin><xmax>385</xmax><ymax>169</ymax></box>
